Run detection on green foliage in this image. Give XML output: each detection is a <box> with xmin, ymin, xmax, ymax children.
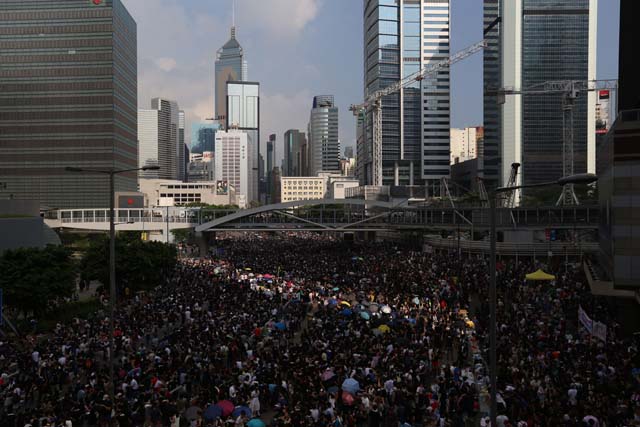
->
<box><xmin>80</xmin><ymin>235</ymin><xmax>177</xmax><ymax>293</ymax></box>
<box><xmin>0</xmin><ymin>245</ymin><xmax>76</xmax><ymax>315</ymax></box>
<box><xmin>185</xmin><ymin>202</ymin><xmax>239</xmax><ymax>209</ymax></box>
<box><xmin>171</xmin><ymin>228</ymin><xmax>193</xmax><ymax>242</ymax></box>
<box><xmin>38</xmin><ymin>299</ymin><xmax>103</xmax><ymax>331</ymax></box>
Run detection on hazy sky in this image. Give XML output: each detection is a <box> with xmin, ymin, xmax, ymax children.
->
<box><xmin>121</xmin><ymin>0</ymin><xmax>620</xmax><ymax>164</ymax></box>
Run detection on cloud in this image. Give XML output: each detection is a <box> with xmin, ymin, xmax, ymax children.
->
<box><xmin>237</xmin><ymin>0</ymin><xmax>321</xmax><ymax>37</ymax></box>
<box><xmin>260</xmin><ymin>90</ymin><xmax>313</xmax><ymax>161</ymax></box>
<box><xmin>155</xmin><ymin>57</ymin><xmax>177</xmax><ymax>72</ymax></box>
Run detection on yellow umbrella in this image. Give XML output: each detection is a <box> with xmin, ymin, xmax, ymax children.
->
<box><xmin>340</xmin><ymin>301</ymin><xmax>351</xmax><ymax>307</ymax></box>
<box><xmin>525</xmin><ymin>269</ymin><xmax>555</xmax><ymax>281</ymax></box>
<box><xmin>466</xmin><ymin>320</ymin><xmax>475</xmax><ymax>328</ymax></box>
<box><xmin>377</xmin><ymin>325</ymin><xmax>391</xmax><ymax>333</ymax></box>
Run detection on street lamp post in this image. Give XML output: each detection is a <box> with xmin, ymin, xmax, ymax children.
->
<box><xmin>487</xmin><ymin>173</ymin><xmax>597</xmax><ymax>426</ymax></box>
<box><xmin>65</xmin><ymin>165</ymin><xmax>159</xmax><ymax>402</ymax></box>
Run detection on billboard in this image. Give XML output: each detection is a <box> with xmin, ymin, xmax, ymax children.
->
<box><xmin>117</xmin><ymin>194</ymin><xmax>144</xmax><ymax>209</ymax></box>
<box><xmin>202</xmin><ymin>151</ymin><xmax>214</xmax><ymax>162</ymax></box>
<box><xmin>216</xmin><ymin>180</ymin><xmax>229</xmax><ymax>195</ymax></box>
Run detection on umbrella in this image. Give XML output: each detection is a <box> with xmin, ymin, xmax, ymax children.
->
<box><xmin>328</xmin><ymin>298</ymin><xmax>338</xmax><ymax>306</ymax></box>
<box><xmin>377</xmin><ymin>325</ymin><xmax>391</xmax><ymax>333</ymax></box>
<box><xmin>264</xmin><ymin>274</ymin><xmax>273</xmax><ymax>279</ymax></box>
<box><xmin>333</xmin><ymin>287</ymin><xmax>340</xmax><ymax>291</ymax></box>
<box><xmin>327</xmin><ymin>386</ymin><xmax>339</xmax><ymax>394</ymax></box>
<box><xmin>372</xmin><ymin>329</ymin><xmax>382</xmax><ymax>336</ymax></box>
<box><xmin>369</xmin><ymin>303</ymin><xmax>379</xmax><ymax>313</ymax></box>
<box><xmin>244</xmin><ymin>267</ymin><xmax>252</xmax><ymax>271</ymax></box>
<box><xmin>247</xmin><ymin>419</ymin><xmax>266</xmax><ymax>427</ymax></box>
<box><xmin>525</xmin><ymin>269</ymin><xmax>556</xmax><ymax>281</ymax></box>
<box><xmin>341</xmin><ymin>378</ymin><xmax>360</xmax><ymax>395</ymax></box>
<box><xmin>342</xmin><ymin>392</ymin><xmax>355</xmax><ymax>406</ymax></box>
<box><xmin>340</xmin><ymin>309</ymin><xmax>353</xmax><ymax>316</ymax></box>
<box><xmin>321</xmin><ymin>369</ymin><xmax>335</xmax><ymax>381</ymax></box>
<box><xmin>274</xmin><ymin>322</ymin><xmax>286</xmax><ymax>331</ymax></box>
<box><xmin>203</xmin><ymin>404</ymin><xmax>222</xmax><ymax>421</ymax></box>
<box><xmin>360</xmin><ymin>312</ymin><xmax>370</xmax><ymax>320</ymax></box>
<box><xmin>381</xmin><ymin>305</ymin><xmax>392</xmax><ymax>314</ymax></box>
<box><xmin>340</xmin><ymin>301</ymin><xmax>351</xmax><ymax>307</ymax></box>
<box><xmin>466</xmin><ymin>320</ymin><xmax>475</xmax><ymax>328</ymax></box>
<box><xmin>412</xmin><ymin>297</ymin><xmax>420</xmax><ymax>305</ymax></box>
<box><xmin>216</xmin><ymin>400</ymin><xmax>234</xmax><ymax>417</ymax></box>
<box><xmin>232</xmin><ymin>406</ymin><xmax>252</xmax><ymax>418</ymax></box>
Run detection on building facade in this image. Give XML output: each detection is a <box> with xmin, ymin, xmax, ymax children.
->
<box><xmin>361</xmin><ymin>0</ymin><xmax>451</xmax><ymax>191</ymax></box>
<box><xmin>214</xmin><ymin>129</ymin><xmax>256</xmax><ymax>208</ymax></box>
<box><xmin>138</xmin><ymin>179</ymin><xmax>236</xmax><ymax>207</ymax></box>
<box><xmin>283</xmin><ymin>130</ymin><xmax>307</xmax><ymax>177</ymax></box>
<box><xmin>491</xmin><ymin>0</ymin><xmax>597</xmax><ymax>190</ymax></box>
<box><xmin>138</xmin><ymin>98</ymin><xmax>180</xmax><ymax>180</ymax></box>
<box><xmin>226</xmin><ymin>81</ymin><xmax>260</xmax><ymax>187</ymax></box>
<box><xmin>450</xmin><ymin>127</ymin><xmax>482</xmax><ymax>164</ymax></box>
<box><xmin>187</xmin><ymin>152</ymin><xmax>215</xmax><ymax>182</ymax></box>
<box><xmin>190</xmin><ymin>122</ymin><xmax>219</xmax><ymax>154</ymax></box>
<box><xmin>0</xmin><ymin>0</ymin><xmax>138</xmax><ymax>208</ymax></box>
<box><xmin>215</xmin><ymin>27</ymin><xmax>247</xmax><ymax>122</ymax></box>
<box><xmin>280</xmin><ymin>177</ymin><xmax>327</xmax><ymax>203</ymax></box>
<box><xmin>308</xmin><ymin>95</ymin><xmax>340</xmax><ymax>175</ymax></box>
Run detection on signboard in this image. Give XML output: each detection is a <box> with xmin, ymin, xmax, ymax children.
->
<box><xmin>578</xmin><ymin>305</ymin><xmax>593</xmax><ymax>334</ymax></box>
<box><xmin>216</xmin><ymin>180</ymin><xmax>229</xmax><ymax>195</ymax></box>
<box><xmin>592</xmin><ymin>321</ymin><xmax>607</xmax><ymax>343</ymax></box>
<box><xmin>202</xmin><ymin>151</ymin><xmax>214</xmax><ymax>162</ymax></box>
<box><xmin>90</xmin><ymin>0</ymin><xmax>106</xmax><ymax>5</ymax></box>
<box><xmin>117</xmin><ymin>194</ymin><xmax>144</xmax><ymax>209</ymax></box>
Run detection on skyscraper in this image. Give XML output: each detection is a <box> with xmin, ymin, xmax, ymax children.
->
<box><xmin>283</xmin><ymin>130</ymin><xmax>306</xmax><ymax>176</ymax></box>
<box><xmin>215</xmin><ymin>27</ymin><xmax>247</xmax><ymax>122</ymax></box>
<box><xmin>487</xmin><ymin>0</ymin><xmax>597</xmax><ymax>189</ymax></box>
<box><xmin>190</xmin><ymin>122</ymin><xmax>219</xmax><ymax>154</ymax></box>
<box><xmin>215</xmin><ymin>129</ymin><xmax>256</xmax><ymax>207</ymax></box>
<box><xmin>138</xmin><ymin>98</ymin><xmax>180</xmax><ymax>180</ymax></box>
<box><xmin>308</xmin><ymin>96</ymin><xmax>340</xmax><ymax>175</ymax></box>
<box><xmin>267</xmin><ymin>134</ymin><xmax>276</xmax><ymax>177</ymax></box>
<box><xmin>0</xmin><ymin>0</ymin><xmax>137</xmax><ymax>208</ymax></box>
<box><xmin>361</xmin><ymin>0</ymin><xmax>450</xmax><ymax>190</ymax></box>
<box><xmin>178</xmin><ymin>110</ymin><xmax>186</xmax><ymax>181</ymax></box>
<box><xmin>226</xmin><ymin>81</ymin><xmax>259</xmax><ymax>192</ymax></box>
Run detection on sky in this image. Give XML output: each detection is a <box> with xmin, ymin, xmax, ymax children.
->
<box><xmin>121</xmin><ymin>0</ymin><xmax>620</xmax><ymax>165</ymax></box>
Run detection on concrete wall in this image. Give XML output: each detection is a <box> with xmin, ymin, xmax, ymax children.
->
<box><xmin>0</xmin><ymin>217</ymin><xmax>61</xmax><ymax>253</ymax></box>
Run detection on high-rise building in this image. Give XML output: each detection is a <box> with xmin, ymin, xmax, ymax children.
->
<box><xmin>191</xmin><ymin>122</ymin><xmax>219</xmax><ymax>154</ymax></box>
<box><xmin>215</xmin><ymin>27</ymin><xmax>247</xmax><ymax>122</ymax></box>
<box><xmin>344</xmin><ymin>147</ymin><xmax>354</xmax><ymax>159</ymax></box>
<box><xmin>488</xmin><ymin>0</ymin><xmax>597</xmax><ymax>189</ymax></box>
<box><xmin>450</xmin><ymin>127</ymin><xmax>482</xmax><ymax>164</ymax></box>
<box><xmin>214</xmin><ymin>129</ymin><xmax>256</xmax><ymax>207</ymax></box>
<box><xmin>308</xmin><ymin>95</ymin><xmax>340</xmax><ymax>175</ymax></box>
<box><xmin>178</xmin><ymin>110</ymin><xmax>186</xmax><ymax>181</ymax></box>
<box><xmin>138</xmin><ymin>98</ymin><xmax>180</xmax><ymax>180</ymax></box>
<box><xmin>226</xmin><ymin>81</ymin><xmax>259</xmax><ymax>193</ymax></box>
<box><xmin>267</xmin><ymin>134</ymin><xmax>276</xmax><ymax>177</ymax></box>
<box><xmin>0</xmin><ymin>0</ymin><xmax>137</xmax><ymax>208</ymax></box>
<box><xmin>283</xmin><ymin>130</ymin><xmax>306</xmax><ymax>176</ymax></box>
<box><xmin>360</xmin><ymin>0</ymin><xmax>451</xmax><ymax>191</ymax></box>
<box><xmin>482</xmin><ymin>0</ymin><xmax>501</xmax><ymax>189</ymax></box>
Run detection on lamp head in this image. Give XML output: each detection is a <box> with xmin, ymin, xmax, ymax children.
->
<box><xmin>141</xmin><ymin>166</ymin><xmax>160</xmax><ymax>171</ymax></box>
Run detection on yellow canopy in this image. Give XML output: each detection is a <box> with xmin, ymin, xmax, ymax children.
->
<box><xmin>340</xmin><ymin>301</ymin><xmax>351</xmax><ymax>307</ymax></box>
<box><xmin>377</xmin><ymin>325</ymin><xmax>391</xmax><ymax>333</ymax></box>
<box><xmin>525</xmin><ymin>269</ymin><xmax>556</xmax><ymax>281</ymax></box>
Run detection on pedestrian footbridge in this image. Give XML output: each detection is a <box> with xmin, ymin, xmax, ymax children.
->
<box><xmin>44</xmin><ymin>199</ymin><xmax>600</xmax><ymax>235</ymax></box>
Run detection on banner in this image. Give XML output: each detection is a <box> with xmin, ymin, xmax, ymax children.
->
<box><xmin>578</xmin><ymin>305</ymin><xmax>593</xmax><ymax>334</ymax></box>
<box><xmin>592</xmin><ymin>321</ymin><xmax>607</xmax><ymax>343</ymax></box>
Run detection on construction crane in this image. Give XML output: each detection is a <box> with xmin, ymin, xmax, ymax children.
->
<box><xmin>503</xmin><ymin>162</ymin><xmax>520</xmax><ymax>208</ymax></box>
<box><xmin>350</xmin><ymin>38</ymin><xmax>490</xmax><ymax>186</ymax></box>
<box><xmin>497</xmin><ymin>79</ymin><xmax>618</xmax><ymax>205</ymax></box>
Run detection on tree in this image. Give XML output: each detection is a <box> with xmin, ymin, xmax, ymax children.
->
<box><xmin>80</xmin><ymin>235</ymin><xmax>177</xmax><ymax>293</ymax></box>
<box><xmin>0</xmin><ymin>245</ymin><xmax>76</xmax><ymax>316</ymax></box>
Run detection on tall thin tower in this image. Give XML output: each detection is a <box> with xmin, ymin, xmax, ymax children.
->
<box><xmin>214</xmin><ymin>0</ymin><xmax>247</xmax><ymax>122</ymax></box>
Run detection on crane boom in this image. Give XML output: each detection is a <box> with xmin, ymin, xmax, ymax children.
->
<box><xmin>497</xmin><ymin>78</ymin><xmax>617</xmax><ymax>206</ymax></box>
<box><xmin>351</xmin><ymin>39</ymin><xmax>488</xmax><ymax>186</ymax></box>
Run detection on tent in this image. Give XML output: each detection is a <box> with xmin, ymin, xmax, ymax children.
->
<box><xmin>525</xmin><ymin>269</ymin><xmax>556</xmax><ymax>281</ymax></box>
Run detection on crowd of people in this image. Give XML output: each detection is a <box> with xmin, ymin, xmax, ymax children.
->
<box><xmin>0</xmin><ymin>233</ymin><xmax>638</xmax><ymax>426</ymax></box>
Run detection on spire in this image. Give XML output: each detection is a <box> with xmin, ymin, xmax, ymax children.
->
<box><xmin>231</xmin><ymin>0</ymin><xmax>236</xmax><ymax>38</ymax></box>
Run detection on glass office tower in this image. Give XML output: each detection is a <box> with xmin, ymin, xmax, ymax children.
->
<box><xmin>491</xmin><ymin>0</ymin><xmax>597</xmax><ymax>189</ymax></box>
<box><xmin>308</xmin><ymin>95</ymin><xmax>340</xmax><ymax>174</ymax></box>
<box><xmin>215</xmin><ymin>27</ymin><xmax>247</xmax><ymax>122</ymax></box>
<box><xmin>361</xmin><ymin>0</ymin><xmax>450</xmax><ymax>190</ymax></box>
<box><xmin>0</xmin><ymin>0</ymin><xmax>137</xmax><ymax>208</ymax></box>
